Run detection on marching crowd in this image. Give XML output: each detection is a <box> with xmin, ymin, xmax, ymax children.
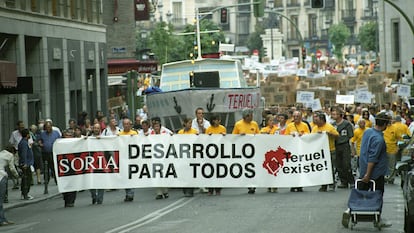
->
<box><xmin>0</xmin><ymin>101</ymin><xmax>411</xmax><ymax>226</ymax></box>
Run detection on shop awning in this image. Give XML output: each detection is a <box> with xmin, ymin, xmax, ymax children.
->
<box><xmin>0</xmin><ymin>60</ymin><xmax>17</xmax><ymax>88</ymax></box>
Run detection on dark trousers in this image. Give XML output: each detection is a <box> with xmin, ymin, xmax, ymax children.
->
<box><xmin>42</xmin><ymin>152</ymin><xmax>56</xmax><ymax>185</ymax></box>
<box><xmin>358</xmin><ymin>176</ymin><xmax>385</xmax><ymax>194</ymax></box>
<box><xmin>21</xmin><ymin>166</ymin><xmax>32</xmax><ymax>197</ymax></box>
<box><xmin>336</xmin><ymin>143</ymin><xmax>354</xmax><ymax>185</ymax></box>
<box><xmin>63</xmin><ymin>192</ymin><xmax>77</xmax><ymax>205</ymax></box>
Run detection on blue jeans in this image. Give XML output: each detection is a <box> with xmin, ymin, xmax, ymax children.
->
<box><xmin>89</xmin><ymin>189</ymin><xmax>104</xmax><ymax>203</ymax></box>
<box><xmin>125</xmin><ymin>189</ymin><xmax>134</xmax><ymax>198</ymax></box>
<box><xmin>0</xmin><ymin>177</ymin><xmax>8</xmax><ymax>223</ymax></box>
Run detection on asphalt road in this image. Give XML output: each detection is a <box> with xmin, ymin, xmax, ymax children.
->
<box><xmin>2</xmin><ymin>183</ymin><xmax>405</xmax><ymax>233</ymax></box>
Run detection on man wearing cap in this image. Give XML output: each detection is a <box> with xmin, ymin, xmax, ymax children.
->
<box><xmin>232</xmin><ymin>108</ymin><xmax>259</xmax><ymax>194</ymax></box>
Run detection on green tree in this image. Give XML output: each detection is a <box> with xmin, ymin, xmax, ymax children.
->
<box><xmin>141</xmin><ymin>22</ymin><xmax>185</xmax><ymax>65</ymax></box>
<box><xmin>328</xmin><ymin>23</ymin><xmax>351</xmax><ymax>61</ymax></box>
<box><xmin>247</xmin><ymin>23</ymin><xmax>265</xmax><ymax>59</ymax></box>
<box><xmin>181</xmin><ymin>19</ymin><xmax>225</xmax><ymax>59</ymax></box>
<box><xmin>358</xmin><ymin>22</ymin><xmax>377</xmax><ymax>52</ymax></box>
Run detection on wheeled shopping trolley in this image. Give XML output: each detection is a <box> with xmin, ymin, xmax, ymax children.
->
<box><xmin>347</xmin><ymin>179</ymin><xmax>383</xmax><ymax>230</ymax></box>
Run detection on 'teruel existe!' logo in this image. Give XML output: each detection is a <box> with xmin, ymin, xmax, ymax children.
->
<box><xmin>262</xmin><ymin>146</ymin><xmax>292</xmax><ymax>176</ymax></box>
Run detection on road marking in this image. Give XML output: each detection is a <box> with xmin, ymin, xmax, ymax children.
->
<box><xmin>105</xmin><ymin>197</ymin><xmax>195</xmax><ymax>233</ymax></box>
<box><xmin>1</xmin><ymin>222</ymin><xmax>39</xmax><ymax>233</ymax></box>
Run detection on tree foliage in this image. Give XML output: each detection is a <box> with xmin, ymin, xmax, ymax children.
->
<box><xmin>181</xmin><ymin>19</ymin><xmax>225</xmax><ymax>59</ymax></box>
<box><xmin>358</xmin><ymin>22</ymin><xmax>377</xmax><ymax>52</ymax></box>
<box><xmin>328</xmin><ymin>23</ymin><xmax>351</xmax><ymax>61</ymax></box>
<box><xmin>247</xmin><ymin>23</ymin><xmax>265</xmax><ymax>58</ymax></box>
<box><xmin>148</xmin><ymin>22</ymin><xmax>185</xmax><ymax>64</ymax></box>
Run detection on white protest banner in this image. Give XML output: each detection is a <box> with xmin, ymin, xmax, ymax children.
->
<box><xmin>336</xmin><ymin>95</ymin><xmax>354</xmax><ymax>104</ymax></box>
<box><xmin>397</xmin><ymin>84</ymin><xmax>411</xmax><ymax>97</ymax></box>
<box><xmin>296</xmin><ymin>91</ymin><xmax>315</xmax><ymax>103</ymax></box>
<box><xmin>354</xmin><ymin>90</ymin><xmax>372</xmax><ymax>104</ymax></box>
<box><xmin>307</xmin><ymin>98</ymin><xmax>322</xmax><ymax>111</ymax></box>
<box><xmin>296</xmin><ymin>68</ymin><xmax>308</xmax><ymax>77</ymax></box>
<box><xmin>53</xmin><ymin>134</ymin><xmax>333</xmax><ymax>192</ymax></box>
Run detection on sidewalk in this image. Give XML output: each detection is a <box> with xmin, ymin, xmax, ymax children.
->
<box><xmin>4</xmin><ymin>178</ymin><xmax>60</xmax><ymax>210</ymax></box>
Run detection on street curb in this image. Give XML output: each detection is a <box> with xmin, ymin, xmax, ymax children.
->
<box><xmin>4</xmin><ymin>193</ymin><xmax>61</xmax><ymax>210</ymax></box>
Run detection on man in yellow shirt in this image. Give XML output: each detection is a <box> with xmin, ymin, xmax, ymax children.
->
<box><xmin>284</xmin><ymin>110</ymin><xmax>311</xmax><ymax>192</ymax></box>
<box><xmin>232</xmin><ymin>108</ymin><xmax>259</xmax><ymax>194</ymax></box>
<box><xmin>311</xmin><ymin>111</ymin><xmax>339</xmax><ymax>192</ymax></box>
<box><xmin>118</xmin><ymin>118</ymin><xmax>138</xmax><ymax>202</ymax></box>
<box><xmin>383</xmin><ymin>119</ymin><xmax>401</xmax><ymax>184</ymax></box>
<box><xmin>350</xmin><ymin>119</ymin><xmax>367</xmax><ymax>176</ymax></box>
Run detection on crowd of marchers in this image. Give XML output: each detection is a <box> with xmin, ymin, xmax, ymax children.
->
<box><xmin>0</xmin><ymin>101</ymin><xmax>411</xmax><ymax>227</ymax></box>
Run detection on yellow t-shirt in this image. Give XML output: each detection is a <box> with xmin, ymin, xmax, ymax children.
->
<box><xmin>260</xmin><ymin>125</ymin><xmax>278</xmax><ymax>134</ymax></box>
<box><xmin>284</xmin><ymin>122</ymin><xmax>310</xmax><ymax>135</ymax></box>
<box><xmin>178</xmin><ymin>128</ymin><xmax>198</xmax><ymax>134</ymax></box>
<box><xmin>383</xmin><ymin>124</ymin><xmax>401</xmax><ymax>154</ymax></box>
<box><xmin>205</xmin><ymin>125</ymin><xmax>227</xmax><ymax>134</ymax></box>
<box><xmin>350</xmin><ymin>127</ymin><xmax>366</xmax><ymax>156</ymax></box>
<box><xmin>232</xmin><ymin>120</ymin><xmax>259</xmax><ymax>134</ymax></box>
<box><xmin>118</xmin><ymin>130</ymin><xmax>138</xmax><ymax>135</ymax></box>
<box><xmin>364</xmin><ymin>119</ymin><xmax>372</xmax><ymax>128</ymax></box>
<box><xmin>393</xmin><ymin>122</ymin><xmax>411</xmax><ymax>138</ymax></box>
<box><xmin>311</xmin><ymin>123</ymin><xmax>339</xmax><ymax>151</ymax></box>
<box><xmin>354</xmin><ymin>114</ymin><xmax>361</xmax><ymax>124</ymax></box>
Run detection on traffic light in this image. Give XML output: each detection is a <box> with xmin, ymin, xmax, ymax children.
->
<box><xmin>220</xmin><ymin>8</ymin><xmax>228</xmax><ymax>24</ymax></box>
<box><xmin>302</xmin><ymin>47</ymin><xmax>306</xmax><ymax>59</ymax></box>
<box><xmin>311</xmin><ymin>0</ymin><xmax>324</xmax><ymax>8</ymax></box>
<box><xmin>253</xmin><ymin>0</ymin><xmax>265</xmax><ymax>18</ymax></box>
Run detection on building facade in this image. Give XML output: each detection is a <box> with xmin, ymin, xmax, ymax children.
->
<box><xmin>0</xmin><ymin>0</ymin><xmax>106</xmax><ymax>147</ymax></box>
<box><xmin>378</xmin><ymin>0</ymin><xmax>414</xmax><ymax>75</ymax></box>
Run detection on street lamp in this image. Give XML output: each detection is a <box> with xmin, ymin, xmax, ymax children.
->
<box><xmin>267</xmin><ymin>0</ymin><xmax>275</xmax><ymax>60</ymax></box>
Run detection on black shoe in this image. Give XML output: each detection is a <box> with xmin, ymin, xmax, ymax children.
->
<box><xmin>65</xmin><ymin>203</ymin><xmax>75</xmax><ymax>208</ymax></box>
<box><xmin>163</xmin><ymin>193</ymin><xmax>169</xmax><ymax>199</ymax></box>
<box><xmin>290</xmin><ymin>188</ymin><xmax>296</xmax><ymax>192</ymax></box>
<box><xmin>297</xmin><ymin>187</ymin><xmax>303</xmax><ymax>192</ymax></box>
<box><xmin>92</xmin><ymin>198</ymin><xmax>97</xmax><ymax>204</ymax></box>
<box><xmin>248</xmin><ymin>188</ymin><xmax>255</xmax><ymax>194</ymax></box>
<box><xmin>124</xmin><ymin>196</ymin><xmax>133</xmax><ymax>202</ymax></box>
<box><xmin>319</xmin><ymin>185</ymin><xmax>327</xmax><ymax>192</ymax></box>
<box><xmin>155</xmin><ymin>194</ymin><xmax>164</xmax><ymax>200</ymax></box>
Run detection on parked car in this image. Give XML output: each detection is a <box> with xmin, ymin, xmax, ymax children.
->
<box><xmin>396</xmin><ymin>136</ymin><xmax>414</xmax><ymax>233</ymax></box>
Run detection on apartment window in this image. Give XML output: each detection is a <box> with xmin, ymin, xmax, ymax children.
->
<box><xmin>308</xmin><ymin>14</ymin><xmax>317</xmax><ymax>38</ymax></box>
<box><xmin>172</xmin><ymin>2</ymin><xmax>182</xmax><ymax>23</ymax></box>
<box><xmin>5</xmin><ymin>0</ymin><xmax>15</xmax><ymax>8</ymax></box>
<box><xmin>392</xmin><ymin>20</ymin><xmax>400</xmax><ymax>62</ymax></box>
<box><xmin>290</xmin><ymin>15</ymin><xmax>298</xmax><ymax>39</ymax></box>
<box><xmin>275</xmin><ymin>0</ymin><xmax>283</xmax><ymax>8</ymax></box>
<box><xmin>31</xmin><ymin>0</ymin><xmax>39</xmax><ymax>12</ymax></box>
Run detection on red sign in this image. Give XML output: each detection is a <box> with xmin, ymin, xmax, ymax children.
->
<box><xmin>316</xmin><ymin>50</ymin><xmax>322</xmax><ymax>59</ymax></box>
<box><xmin>252</xmin><ymin>49</ymin><xmax>259</xmax><ymax>56</ymax></box>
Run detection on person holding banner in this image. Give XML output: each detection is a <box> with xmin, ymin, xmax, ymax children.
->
<box><xmin>284</xmin><ymin>110</ymin><xmax>311</xmax><ymax>192</ymax></box>
<box><xmin>260</xmin><ymin>114</ymin><xmax>279</xmax><ymax>193</ymax></box>
<box><xmin>118</xmin><ymin>118</ymin><xmax>138</xmax><ymax>202</ymax></box>
<box><xmin>311</xmin><ymin>111</ymin><xmax>339</xmax><ymax>192</ymax></box>
<box><xmin>205</xmin><ymin>114</ymin><xmax>227</xmax><ymax>196</ymax></box>
<box><xmin>178</xmin><ymin>118</ymin><xmax>198</xmax><ymax>197</ymax></box>
<box><xmin>151</xmin><ymin>119</ymin><xmax>172</xmax><ymax>199</ymax></box>
<box><xmin>232</xmin><ymin>108</ymin><xmax>259</xmax><ymax>194</ymax></box>
<box><xmin>88</xmin><ymin>123</ymin><xmax>105</xmax><ymax>204</ymax></box>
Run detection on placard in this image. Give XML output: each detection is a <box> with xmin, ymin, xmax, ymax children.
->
<box><xmin>336</xmin><ymin>95</ymin><xmax>355</xmax><ymax>104</ymax></box>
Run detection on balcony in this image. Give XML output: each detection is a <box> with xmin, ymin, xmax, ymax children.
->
<box><xmin>341</xmin><ymin>9</ymin><xmax>356</xmax><ymax>25</ymax></box>
<box><xmin>361</xmin><ymin>8</ymin><xmax>377</xmax><ymax>21</ymax></box>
